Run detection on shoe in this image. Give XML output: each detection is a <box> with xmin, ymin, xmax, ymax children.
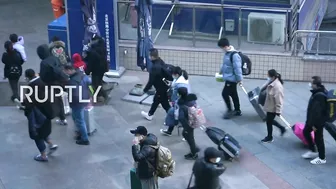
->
<box><xmin>223</xmin><ymin>111</ymin><xmax>233</xmax><ymax>119</ymax></box>
<box><xmin>261</xmin><ymin>137</ymin><xmax>274</xmax><ymax>143</ymax></box>
<box><xmin>76</xmin><ymin>140</ymin><xmax>90</xmax><ymax>145</ymax></box>
<box><xmin>301</xmin><ymin>151</ymin><xmax>318</xmax><ymax>159</ymax></box>
<box><xmin>234</xmin><ymin>110</ymin><xmax>242</xmax><ymax>116</ymax></box>
<box><xmin>34</xmin><ymin>154</ymin><xmax>48</xmax><ymax>162</ymax></box>
<box><xmin>56</xmin><ymin>119</ymin><xmax>67</xmax><ymax>126</ymax></box>
<box><xmin>141</xmin><ymin>111</ymin><xmax>153</xmax><ymax>121</ymax></box>
<box><xmin>160</xmin><ymin>129</ymin><xmax>172</xmax><ymax>136</ymax></box>
<box><xmin>182</xmin><ymin>138</ymin><xmax>186</xmax><ymax>142</ymax></box>
<box><xmin>47</xmin><ymin>144</ymin><xmax>58</xmax><ymax>155</ymax></box>
<box><xmin>184</xmin><ymin>153</ymin><xmax>198</xmax><ymax>160</ymax></box>
<box><xmin>74</xmin><ymin>135</ymin><xmax>81</xmax><ymax>140</ymax></box>
<box><xmin>310</xmin><ymin>157</ymin><xmax>326</xmax><ymax>165</ymax></box>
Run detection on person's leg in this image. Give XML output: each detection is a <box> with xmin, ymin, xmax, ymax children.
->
<box><xmin>34</xmin><ymin>138</ymin><xmax>48</xmax><ymax>162</ymax></box>
<box><xmin>97</xmin><ymin>73</ymin><xmax>108</xmax><ymax>99</ymax></box>
<box><xmin>142</xmin><ymin>93</ymin><xmax>160</xmax><ymax>120</ymax></box>
<box><xmin>55</xmin><ymin>96</ymin><xmax>67</xmax><ymax>125</ymax></box>
<box><xmin>159</xmin><ymin>92</ymin><xmax>171</xmax><ymax>113</ymax></box>
<box><xmin>230</xmin><ymin>82</ymin><xmax>242</xmax><ymax>116</ymax></box>
<box><xmin>302</xmin><ymin>125</ymin><xmax>318</xmax><ymax>159</ymax></box>
<box><xmin>161</xmin><ymin>107</ymin><xmax>176</xmax><ymax>136</ymax></box>
<box><xmin>72</xmin><ymin>107</ymin><xmax>90</xmax><ymax>145</ymax></box>
<box><xmin>310</xmin><ymin>127</ymin><xmax>326</xmax><ymax>164</ymax></box>
<box><xmin>262</xmin><ymin>112</ymin><xmax>275</xmax><ymax>143</ymax></box>
<box><xmin>8</xmin><ymin>79</ymin><xmax>19</xmax><ymax>101</ymax></box>
<box><xmin>45</xmin><ymin>137</ymin><xmax>58</xmax><ymax>155</ymax></box>
<box><xmin>272</xmin><ymin>119</ymin><xmax>287</xmax><ymax>136</ymax></box>
<box><xmin>222</xmin><ymin>82</ymin><xmax>232</xmax><ymax>111</ymax></box>
<box><xmin>182</xmin><ymin>127</ymin><xmax>199</xmax><ymax>160</ymax></box>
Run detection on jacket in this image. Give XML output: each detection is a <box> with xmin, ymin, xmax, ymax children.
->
<box><xmin>72</xmin><ymin>53</ymin><xmax>87</xmax><ymax>72</ymax></box>
<box><xmin>67</xmin><ymin>71</ymin><xmax>91</xmax><ymax>108</ymax></box>
<box><xmin>306</xmin><ymin>86</ymin><xmax>328</xmax><ymax>128</ymax></box>
<box><xmin>1</xmin><ymin>50</ymin><xmax>23</xmax><ymax>79</ymax></box>
<box><xmin>171</xmin><ymin>76</ymin><xmax>190</xmax><ymax>102</ymax></box>
<box><xmin>38</xmin><ymin>44</ymin><xmax>69</xmax><ymax>85</ymax></box>
<box><xmin>13</xmin><ymin>37</ymin><xmax>27</xmax><ymax>62</ymax></box>
<box><xmin>49</xmin><ymin>40</ymin><xmax>66</xmax><ymax>52</ymax></box>
<box><xmin>220</xmin><ymin>46</ymin><xmax>242</xmax><ymax>82</ymax></box>
<box><xmin>192</xmin><ymin>158</ymin><xmax>226</xmax><ymax>189</ymax></box>
<box><xmin>84</xmin><ymin>40</ymin><xmax>108</xmax><ymax>76</ymax></box>
<box><xmin>178</xmin><ymin>94</ymin><xmax>197</xmax><ymax>130</ymax></box>
<box><xmin>264</xmin><ymin>78</ymin><xmax>284</xmax><ymax>114</ymax></box>
<box><xmin>26</xmin><ymin>106</ymin><xmax>48</xmax><ymax>140</ymax></box>
<box><xmin>132</xmin><ymin>133</ymin><xmax>158</xmax><ymax>179</ymax></box>
<box><xmin>143</xmin><ymin>58</ymin><xmax>172</xmax><ymax>94</ymax></box>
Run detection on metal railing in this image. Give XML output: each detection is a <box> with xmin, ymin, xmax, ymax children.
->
<box><xmin>117</xmin><ymin>0</ymin><xmax>295</xmax><ymax>50</ymax></box>
<box><xmin>291</xmin><ymin>30</ymin><xmax>336</xmax><ymax>56</ymax></box>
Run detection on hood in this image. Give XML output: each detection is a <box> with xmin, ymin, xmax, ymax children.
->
<box><xmin>178</xmin><ymin>93</ymin><xmax>197</xmax><ymax>106</ymax></box>
<box><xmin>49</xmin><ymin>41</ymin><xmax>65</xmax><ymax>49</ymax></box>
<box><xmin>175</xmin><ymin>75</ymin><xmax>189</xmax><ymax>85</ymax></box>
<box><xmin>72</xmin><ymin>53</ymin><xmax>83</xmax><ymax>63</ymax></box>
<box><xmin>311</xmin><ymin>85</ymin><xmax>327</xmax><ymax>94</ymax></box>
<box><xmin>37</xmin><ymin>44</ymin><xmax>50</xmax><ymax>60</ymax></box>
<box><xmin>226</xmin><ymin>45</ymin><xmax>236</xmax><ymax>52</ymax></box>
<box><xmin>142</xmin><ymin>133</ymin><xmax>158</xmax><ymax>146</ymax></box>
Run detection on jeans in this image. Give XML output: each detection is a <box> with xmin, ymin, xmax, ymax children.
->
<box><xmin>92</xmin><ymin>74</ymin><xmax>107</xmax><ymax>99</ymax></box>
<box><xmin>56</xmin><ymin>96</ymin><xmax>66</xmax><ymax>120</ymax></box>
<box><xmin>222</xmin><ymin>81</ymin><xmax>240</xmax><ymax>111</ymax></box>
<box><xmin>266</xmin><ymin>112</ymin><xmax>285</xmax><ymax>138</ymax></box>
<box><xmin>72</xmin><ymin>106</ymin><xmax>89</xmax><ymax>141</ymax></box>
<box><xmin>303</xmin><ymin>125</ymin><xmax>325</xmax><ymax>159</ymax></box>
<box><xmin>8</xmin><ymin>79</ymin><xmax>19</xmax><ymax>101</ymax></box>
<box><xmin>165</xmin><ymin>107</ymin><xmax>177</xmax><ymax>132</ymax></box>
<box><xmin>182</xmin><ymin>127</ymin><xmax>198</xmax><ymax>155</ymax></box>
<box><xmin>35</xmin><ymin>137</ymin><xmax>49</xmax><ymax>153</ymax></box>
<box><xmin>148</xmin><ymin>92</ymin><xmax>171</xmax><ymax>116</ymax></box>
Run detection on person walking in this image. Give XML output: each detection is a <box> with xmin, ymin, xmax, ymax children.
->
<box><xmin>9</xmin><ymin>34</ymin><xmax>26</xmax><ymax>62</ymax></box>
<box><xmin>217</xmin><ymin>38</ymin><xmax>243</xmax><ymax>119</ymax></box>
<box><xmin>63</xmin><ymin>65</ymin><xmax>91</xmax><ymax>145</ymax></box>
<box><xmin>141</xmin><ymin>48</ymin><xmax>172</xmax><ymax>121</ymax></box>
<box><xmin>301</xmin><ymin>76</ymin><xmax>328</xmax><ymax>165</ymax></box>
<box><xmin>261</xmin><ymin>69</ymin><xmax>287</xmax><ymax>143</ymax></box>
<box><xmin>1</xmin><ymin>41</ymin><xmax>24</xmax><ymax>103</ymax></box>
<box><xmin>189</xmin><ymin>147</ymin><xmax>226</xmax><ymax>189</ymax></box>
<box><xmin>131</xmin><ymin>126</ymin><xmax>159</xmax><ymax>189</ymax></box>
<box><xmin>160</xmin><ymin>66</ymin><xmax>190</xmax><ymax>136</ymax></box>
<box><xmin>37</xmin><ymin>44</ymin><xmax>69</xmax><ymax>126</ymax></box>
<box><xmin>22</xmin><ymin>69</ymin><xmax>58</xmax><ymax>162</ymax></box>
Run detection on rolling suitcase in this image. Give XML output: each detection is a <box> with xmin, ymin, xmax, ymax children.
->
<box><xmin>84</xmin><ymin>106</ymin><xmax>97</xmax><ymax>136</ymax></box>
<box><xmin>62</xmin><ymin>92</ymin><xmax>71</xmax><ymax>115</ymax></box>
<box><xmin>325</xmin><ymin>122</ymin><xmax>336</xmax><ymax>141</ymax></box>
<box><xmin>240</xmin><ymin>86</ymin><xmax>266</xmax><ymax>120</ymax></box>
<box><xmin>130</xmin><ymin>168</ymin><xmax>142</xmax><ymax>189</ymax></box>
<box><xmin>200</xmin><ymin>126</ymin><xmax>241</xmax><ymax>160</ymax></box>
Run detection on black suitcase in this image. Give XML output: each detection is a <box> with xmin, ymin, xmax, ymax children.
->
<box><xmin>241</xmin><ymin>86</ymin><xmax>266</xmax><ymax>121</ymax></box>
<box><xmin>200</xmin><ymin>126</ymin><xmax>241</xmax><ymax>160</ymax></box>
<box><xmin>325</xmin><ymin>122</ymin><xmax>336</xmax><ymax>141</ymax></box>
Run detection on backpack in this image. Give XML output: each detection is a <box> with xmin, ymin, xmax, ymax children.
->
<box><xmin>187</xmin><ymin>105</ymin><xmax>206</xmax><ymax>128</ymax></box>
<box><xmin>230</xmin><ymin>51</ymin><xmax>252</xmax><ymax>76</ymax></box>
<box><xmin>51</xmin><ymin>46</ymin><xmax>68</xmax><ymax>64</ymax></box>
<box><xmin>317</xmin><ymin>90</ymin><xmax>336</xmax><ymax>122</ymax></box>
<box><xmin>162</xmin><ymin>63</ymin><xmax>175</xmax><ymax>81</ymax></box>
<box><xmin>8</xmin><ymin>65</ymin><xmax>20</xmax><ymax>78</ymax></box>
<box><xmin>150</xmin><ymin>144</ymin><xmax>175</xmax><ymax>178</ymax></box>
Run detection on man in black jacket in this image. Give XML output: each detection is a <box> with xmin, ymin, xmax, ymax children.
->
<box><xmin>191</xmin><ymin>147</ymin><xmax>226</xmax><ymax>189</ymax></box>
<box><xmin>302</xmin><ymin>76</ymin><xmax>327</xmax><ymax>165</ymax></box>
<box><xmin>131</xmin><ymin>126</ymin><xmax>158</xmax><ymax>189</ymax></box>
<box><xmin>37</xmin><ymin>44</ymin><xmax>69</xmax><ymax>126</ymax></box>
<box><xmin>141</xmin><ymin>48</ymin><xmax>172</xmax><ymax>121</ymax></box>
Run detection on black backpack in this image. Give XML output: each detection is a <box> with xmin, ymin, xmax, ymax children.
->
<box><xmin>8</xmin><ymin>64</ymin><xmax>20</xmax><ymax>78</ymax></box>
<box><xmin>230</xmin><ymin>52</ymin><xmax>252</xmax><ymax>76</ymax></box>
<box><xmin>162</xmin><ymin>63</ymin><xmax>175</xmax><ymax>81</ymax></box>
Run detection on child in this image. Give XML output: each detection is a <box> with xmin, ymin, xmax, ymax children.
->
<box><xmin>72</xmin><ymin>53</ymin><xmax>87</xmax><ymax>72</ymax></box>
<box><xmin>9</xmin><ymin>34</ymin><xmax>26</xmax><ymax>62</ymax></box>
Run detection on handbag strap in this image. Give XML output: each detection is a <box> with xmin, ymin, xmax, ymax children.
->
<box><xmin>187</xmin><ymin>173</ymin><xmax>193</xmax><ymax>188</ymax></box>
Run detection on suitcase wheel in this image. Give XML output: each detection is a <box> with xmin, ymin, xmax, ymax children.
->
<box><xmin>88</xmin><ymin>129</ymin><xmax>97</xmax><ymax>136</ymax></box>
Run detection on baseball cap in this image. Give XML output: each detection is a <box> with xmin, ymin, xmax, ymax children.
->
<box><xmin>130</xmin><ymin>126</ymin><xmax>148</xmax><ymax>136</ymax></box>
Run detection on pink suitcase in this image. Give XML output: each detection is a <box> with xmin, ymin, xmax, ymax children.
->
<box><xmin>293</xmin><ymin>122</ymin><xmax>315</xmax><ymax>145</ymax></box>
<box><xmin>130</xmin><ymin>3</ymin><xmax>137</xmax><ymax>28</ymax></box>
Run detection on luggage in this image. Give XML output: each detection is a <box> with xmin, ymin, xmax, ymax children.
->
<box><xmin>130</xmin><ymin>168</ymin><xmax>142</xmax><ymax>189</ymax></box>
<box><xmin>258</xmin><ymin>88</ymin><xmax>267</xmax><ymax>106</ymax></box>
<box><xmin>325</xmin><ymin>122</ymin><xmax>336</xmax><ymax>141</ymax></box>
<box><xmin>200</xmin><ymin>126</ymin><xmax>241</xmax><ymax>160</ymax></box>
<box><xmin>130</xmin><ymin>3</ymin><xmax>138</xmax><ymax>28</ymax></box>
<box><xmin>240</xmin><ymin>86</ymin><xmax>266</xmax><ymax>121</ymax></box>
<box><xmin>84</xmin><ymin>106</ymin><xmax>97</xmax><ymax>136</ymax></box>
<box><xmin>62</xmin><ymin>92</ymin><xmax>71</xmax><ymax>115</ymax></box>
<box><xmin>129</xmin><ymin>84</ymin><xmax>145</xmax><ymax>96</ymax></box>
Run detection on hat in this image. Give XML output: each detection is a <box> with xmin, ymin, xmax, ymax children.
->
<box><xmin>130</xmin><ymin>126</ymin><xmax>148</xmax><ymax>136</ymax></box>
<box><xmin>204</xmin><ymin>147</ymin><xmax>222</xmax><ymax>159</ymax></box>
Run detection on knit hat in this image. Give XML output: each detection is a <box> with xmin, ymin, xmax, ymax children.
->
<box><xmin>204</xmin><ymin>147</ymin><xmax>222</xmax><ymax>160</ymax></box>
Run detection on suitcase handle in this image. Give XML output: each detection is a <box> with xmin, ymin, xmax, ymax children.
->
<box><xmin>239</xmin><ymin>84</ymin><xmax>248</xmax><ymax>94</ymax></box>
<box><xmin>279</xmin><ymin>115</ymin><xmax>292</xmax><ymax>128</ymax></box>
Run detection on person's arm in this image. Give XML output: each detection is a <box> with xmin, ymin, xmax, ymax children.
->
<box><xmin>312</xmin><ymin>95</ymin><xmax>327</xmax><ymax>127</ymax></box>
<box><xmin>274</xmin><ymin>87</ymin><xmax>284</xmax><ymax>114</ymax></box>
<box><xmin>207</xmin><ymin>163</ymin><xmax>226</xmax><ymax>178</ymax></box>
<box><xmin>232</xmin><ymin>53</ymin><xmax>242</xmax><ymax>82</ymax></box>
<box><xmin>39</xmin><ymin>62</ymin><xmax>49</xmax><ymax>82</ymax></box>
<box><xmin>132</xmin><ymin>145</ymin><xmax>151</xmax><ymax>162</ymax></box>
<box><xmin>178</xmin><ymin>106</ymin><xmax>189</xmax><ymax>129</ymax></box>
<box><xmin>144</xmin><ymin>68</ymin><xmax>157</xmax><ymax>93</ymax></box>
<box><xmin>219</xmin><ymin>56</ymin><xmax>224</xmax><ymax>75</ymax></box>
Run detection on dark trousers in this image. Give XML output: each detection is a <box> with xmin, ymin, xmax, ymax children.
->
<box><xmin>222</xmin><ymin>81</ymin><xmax>240</xmax><ymax>111</ymax></box>
<box><xmin>92</xmin><ymin>74</ymin><xmax>107</xmax><ymax>98</ymax></box>
<box><xmin>8</xmin><ymin>79</ymin><xmax>19</xmax><ymax>101</ymax></box>
<box><xmin>148</xmin><ymin>92</ymin><xmax>171</xmax><ymax>116</ymax></box>
<box><xmin>266</xmin><ymin>112</ymin><xmax>286</xmax><ymax>138</ymax></box>
<box><xmin>303</xmin><ymin>125</ymin><xmax>325</xmax><ymax>159</ymax></box>
<box><xmin>35</xmin><ymin>137</ymin><xmax>49</xmax><ymax>153</ymax></box>
<box><xmin>56</xmin><ymin>96</ymin><xmax>66</xmax><ymax>120</ymax></box>
<box><xmin>182</xmin><ymin>127</ymin><xmax>198</xmax><ymax>155</ymax></box>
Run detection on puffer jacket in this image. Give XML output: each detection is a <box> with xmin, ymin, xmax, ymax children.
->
<box><xmin>220</xmin><ymin>46</ymin><xmax>242</xmax><ymax>83</ymax></box>
<box><xmin>171</xmin><ymin>76</ymin><xmax>190</xmax><ymax>102</ymax></box>
<box><xmin>192</xmin><ymin>158</ymin><xmax>226</xmax><ymax>189</ymax></box>
<box><xmin>178</xmin><ymin>94</ymin><xmax>197</xmax><ymax>129</ymax></box>
<box><xmin>306</xmin><ymin>86</ymin><xmax>328</xmax><ymax>128</ymax></box>
<box><xmin>132</xmin><ymin>133</ymin><xmax>158</xmax><ymax>179</ymax></box>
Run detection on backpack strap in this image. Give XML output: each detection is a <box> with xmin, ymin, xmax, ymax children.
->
<box><xmin>230</xmin><ymin>51</ymin><xmax>238</xmax><ymax>64</ymax></box>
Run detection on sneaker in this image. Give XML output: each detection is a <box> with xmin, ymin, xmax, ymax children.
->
<box><xmin>184</xmin><ymin>153</ymin><xmax>198</xmax><ymax>160</ymax></box>
<box><xmin>234</xmin><ymin>110</ymin><xmax>242</xmax><ymax>116</ymax></box>
<box><xmin>34</xmin><ymin>154</ymin><xmax>48</xmax><ymax>162</ymax></box>
<box><xmin>76</xmin><ymin>140</ymin><xmax>90</xmax><ymax>145</ymax></box>
<box><xmin>261</xmin><ymin>137</ymin><xmax>274</xmax><ymax>143</ymax></box>
<box><xmin>141</xmin><ymin>111</ymin><xmax>153</xmax><ymax>121</ymax></box>
<box><xmin>223</xmin><ymin>111</ymin><xmax>233</xmax><ymax>119</ymax></box>
<box><xmin>160</xmin><ymin>129</ymin><xmax>172</xmax><ymax>136</ymax></box>
<box><xmin>56</xmin><ymin>119</ymin><xmax>67</xmax><ymax>126</ymax></box>
<box><xmin>310</xmin><ymin>157</ymin><xmax>326</xmax><ymax>165</ymax></box>
<box><xmin>301</xmin><ymin>151</ymin><xmax>318</xmax><ymax>159</ymax></box>
<box><xmin>48</xmin><ymin>144</ymin><xmax>58</xmax><ymax>155</ymax></box>
<box><xmin>182</xmin><ymin>138</ymin><xmax>186</xmax><ymax>142</ymax></box>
